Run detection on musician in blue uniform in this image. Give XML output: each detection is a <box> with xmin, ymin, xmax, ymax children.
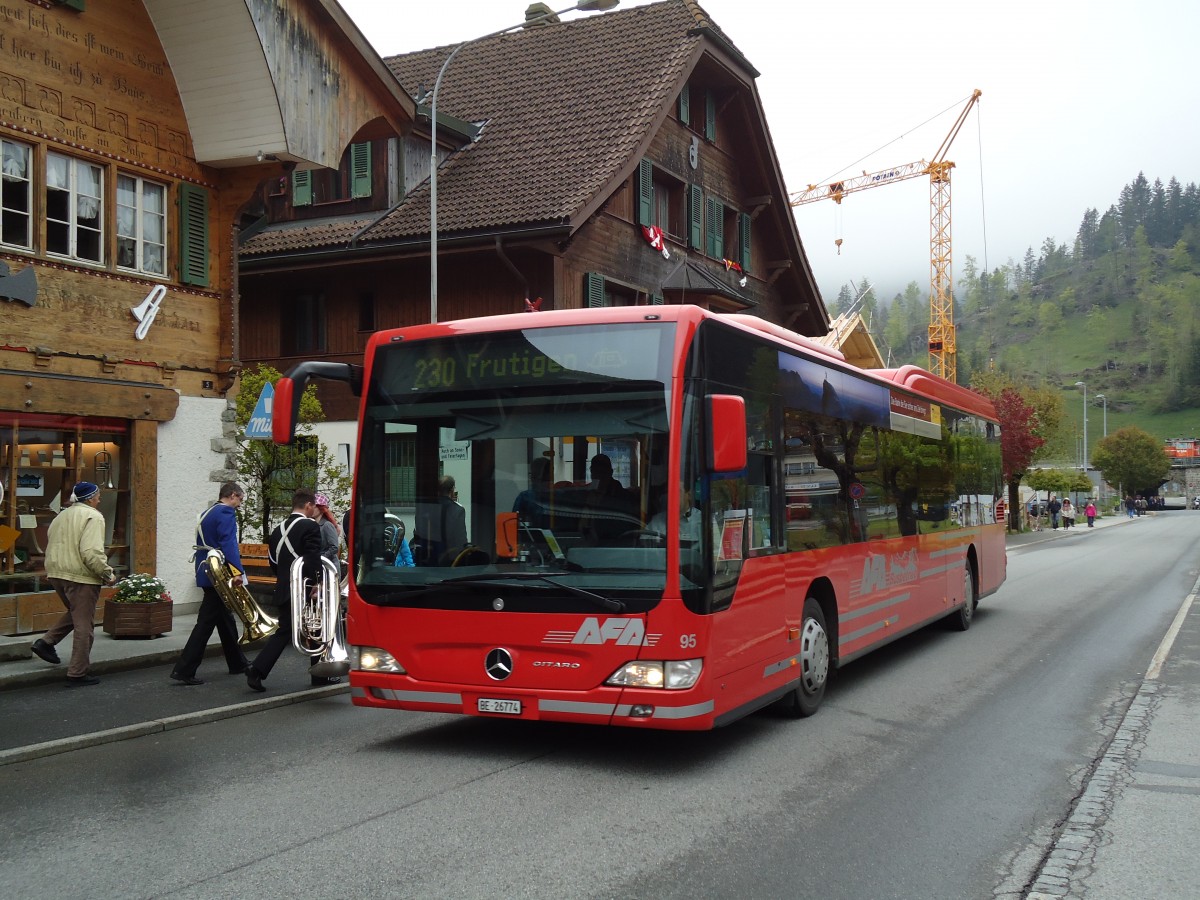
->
<box><xmin>171</xmin><ymin>482</ymin><xmax>249</xmax><ymax>685</ymax></box>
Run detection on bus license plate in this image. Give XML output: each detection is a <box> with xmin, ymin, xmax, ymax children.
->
<box><xmin>477</xmin><ymin>698</ymin><xmax>521</xmax><ymax>715</ymax></box>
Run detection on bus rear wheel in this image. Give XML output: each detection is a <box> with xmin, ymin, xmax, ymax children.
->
<box><xmin>948</xmin><ymin>561</ymin><xmax>976</xmax><ymax>631</ymax></box>
<box><xmin>779</xmin><ymin>596</ymin><xmax>830</xmax><ymax>718</ymax></box>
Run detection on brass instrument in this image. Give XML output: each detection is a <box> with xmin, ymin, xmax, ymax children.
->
<box><xmin>290</xmin><ymin>556</ymin><xmax>350</xmax><ymax>677</ymax></box>
<box><xmin>204</xmin><ymin>549</ymin><xmax>279</xmax><ymax>645</ymax></box>
<box><xmin>93</xmin><ymin>444</ymin><xmax>114</xmax><ymax>489</ymax></box>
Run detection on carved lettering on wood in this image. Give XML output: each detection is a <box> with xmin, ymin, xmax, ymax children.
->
<box><xmin>0</xmin><ymin>4</ymin><xmax>185</xmax><ymax>172</ymax></box>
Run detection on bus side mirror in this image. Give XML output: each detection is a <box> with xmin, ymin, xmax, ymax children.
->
<box><xmin>272</xmin><ymin>377</ymin><xmax>298</xmax><ymax>445</ymax></box>
<box><xmin>708</xmin><ymin>394</ymin><xmax>747</xmax><ymax>473</ymax></box>
<box><xmin>271</xmin><ymin>361</ymin><xmax>363</xmax><ymax>446</ymax></box>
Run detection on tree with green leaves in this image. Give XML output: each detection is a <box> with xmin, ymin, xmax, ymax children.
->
<box><xmin>1090</xmin><ymin>426</ymin><xmax>1171</xmax><ymax>500</ymax></box>
<box><xmin>233</xmin><ymin>365</ymin><xmax>353</xmax><ymax>540</ymax></box>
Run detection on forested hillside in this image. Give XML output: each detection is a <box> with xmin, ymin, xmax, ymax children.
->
<box><xmin>828</xmin><ymin>173</ymin><xmax>1200</xmax><ymax>442</ymax></box>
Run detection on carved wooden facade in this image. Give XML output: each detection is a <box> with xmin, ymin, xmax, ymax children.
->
<box><xmin>0</xmin><ymin>0</ymin><xmax>412</xmax><ymax>634</ymax></box>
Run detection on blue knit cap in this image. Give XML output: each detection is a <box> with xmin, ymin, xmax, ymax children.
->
<box><xmin>73</xmin><ymin>482</ymin><xmax>99</xmax><ymax>502</ymax></box>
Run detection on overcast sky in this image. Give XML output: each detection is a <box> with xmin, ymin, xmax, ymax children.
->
<box><xmin>338</xmin><ymin>0</ymin><xmax>1200</xmax><ymax>305</ymax></box>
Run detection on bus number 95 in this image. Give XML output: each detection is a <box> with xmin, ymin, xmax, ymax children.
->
<box><xmin>679</xmin><ymin>634</ymin><xmax>697</xmax><ymax>649</ymax></box>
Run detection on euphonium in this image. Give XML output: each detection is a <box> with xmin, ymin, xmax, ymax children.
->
<box><xmin>204</xmin><ymin>549</ymin><xmax>279</xmax><ymax>646</ymax></box>
<box><xmin>290</xmin><ymin>556</ymin><xmax>350</xmax><ymax>677</ymax></box>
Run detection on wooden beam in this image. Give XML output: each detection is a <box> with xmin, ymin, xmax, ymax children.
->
<box><xmin>0</xmin><ymin>372</ymin><xmax>179</xmax><ymax>422</ymax></box>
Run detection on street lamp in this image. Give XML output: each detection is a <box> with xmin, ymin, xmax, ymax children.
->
<box><xmin>428</xmin><ymin>0</ymin><xmax>619</xmax><ymax>323</ymax></box>
<box><xmin>1075</xmin><ymin>381</ymin><xmax>1087</xmax><ymax>470</ymax></box>
<box><xmin>1095</xmin><ymin>393</ymin><xmax>1107</xmax><ymax>436</ymax></box>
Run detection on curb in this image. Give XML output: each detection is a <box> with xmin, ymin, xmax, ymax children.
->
<box><xmin>0</xmin><ymin>682</ymin><xmax>348</xmax><ymax>767</ymax></box>
<box><xmin>0</xmin><ymin>642</ymin><xmax>234</xmax><ymax>691</ymax></box>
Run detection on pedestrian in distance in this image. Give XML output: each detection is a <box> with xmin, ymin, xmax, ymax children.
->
<box><xmin>30</xmin><ymin>482</ymin><xmax>117</xmax><ymax>686</ymax></box>
<box><xmin>170</xmin><ymin>482</ymin><xmax>250</xmax><ymax>686</ymax></box>
<box><xmin>1060</xmin><ymin>497</ymin><xmax>1074</xmax><ymax>529</ymax></box>
<box><xmin>1085</xmin><ymin>499</ymin><xmax>1097</xmax><ymax>527</ymax></box>
<box><xmin>1048</xmin><ymin>494</ymin><xmax>1062</xmax><ymax>530</ymax></box>
<box><xmin>245</xmin><ymin>488</ymin><xmax>339</xmax><ymax>692</ymax></box>
<box><xmin>1125</xmin><ymin>495</ymin><xmax>1136</xmax><ymax>518</ymax></box>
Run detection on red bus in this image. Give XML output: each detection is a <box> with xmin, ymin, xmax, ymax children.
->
<box><xmin>273</xmin><ymin>305</ymin><xmax>1005</xmax><ymax>730</ymax></box>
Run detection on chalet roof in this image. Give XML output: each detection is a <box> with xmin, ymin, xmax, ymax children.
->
<box><xmin>241</xmin><ymin>0</ymin><xmax>755</xmax><ymax>253</ymax></box>
<box><xmin>238</xmin><ymin>1</ymin><xmax>827</xmax><ymax>333</ymax></box>
<box><xmin>815</xmin><ymin>311</ymin><xmax>886</xmax><ymax>369</ymax></box>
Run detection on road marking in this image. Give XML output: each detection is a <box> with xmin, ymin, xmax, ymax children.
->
<box><xmin>1146</xmin><ymin>572</ymin><xmax>1200</xmax><ymax>681</ymax></box>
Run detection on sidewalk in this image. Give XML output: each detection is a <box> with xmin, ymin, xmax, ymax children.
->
<box><xmin>0</xmin><ymin>604</ymin><xmax>347</xmax><ymax>766</ymax></box>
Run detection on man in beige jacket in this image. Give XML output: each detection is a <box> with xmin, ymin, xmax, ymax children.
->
<box><xmin>30</xmin><ymin>481</ymin><xmax>116</xmax><ymax>685</ymax></box>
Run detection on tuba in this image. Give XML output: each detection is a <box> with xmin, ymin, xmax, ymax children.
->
<box><xmin>290</xmin><ymin>556</ymin><xmax>350</xmax><ymax>677</ymax></box>
<box><xmin>204</xmin><ymin>549</ymin><xmax>279</xmax><ymax>645</ymax></box>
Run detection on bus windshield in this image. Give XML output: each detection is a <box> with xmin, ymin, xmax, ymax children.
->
<box><xmin>351</xmin><ymin>322</ymin><xmax>678</xmax><ymax>611</ymax></box>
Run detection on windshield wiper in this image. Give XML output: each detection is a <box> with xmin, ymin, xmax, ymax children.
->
<box><xmin>438</xmin><ymin>572</ymin><xmax>625</xmax><ymax>612</ymax></box>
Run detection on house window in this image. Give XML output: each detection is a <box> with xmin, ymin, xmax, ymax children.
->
<box><xmin>46</xmin><ymin>152</ymin><xmax>103</xmax><ymax>263</ymax></box>
<box><xmin>720</xmin><ymin>206</ymin><xmax>752</xmax><ymax>271</ymax></box>
<box><xmin>653</xmin><ymin>170</ymin><xmax>683</xmax><ymax>240</ymax></box>
<box><xmin>116</xmin><ymin>174</ymin><xmax>167</xmax><ymax>276</ymax></box>
<box><xmin>637</xmin><ymin>159</ymin><xmax>684</xmax><ymax>240</ymax></box>
<box><xmin>283</xmin><ymin>293</ymin><xmax>326</xmax><ymax>354</ymax></box>
<box><xmin>298</xmin><ymin>142</ymin><xmax>373</xmax><ymax>206</ymax></box>
<box><xmin>584</xmin><ymin>272</ymin><xmax>641</xmax><ymax>308</ymax></box>
<box><xmin>1</xmin><ymin>139</ymin><xmax>32</xmax><ymax>249</ymax></box>
<box><xmin>358</xmin><ymin>292</ymin><xmax>375</xmax><ymax>332</ymax></box>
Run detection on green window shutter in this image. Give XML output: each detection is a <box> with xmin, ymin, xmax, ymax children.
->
<box><xmin>739</xmin><ymin>212</ymin><xmax>752</xmax><ymax>272</ymax></box>
<box><xmin>688</xmin><ymin>184</ymin><xmax>703</xmax><ymax>251</ymax></box>
<box><xmin>705</xmin><ymin>91</ymin><xmax>716</xmax><ymax>141</ymax></box>
<box><xmin>585</xmin><ymin>272</ymin><xmax>606</xmax><ymax>308</ymax></box>
<box><xmin>651</xmin><ymin>292</ymin><xmax>664</xmax><ymax>306</ymax></box>
<box><xmin>637</xmin><ymin>159</ymin><xmax>654</xmax><ymax>227</ymax></box>
<box><xmin>350</xmin><ymin>142</ymin><xmax>372</xmax><ymax>199</ymax></box>
<box><xmin>706</xmin><ymin>197</ymin><xmax>723</xmax><ymax>257</ymax></box>
<box><xmin>178</xmin><ymin>183</ymin><xmax>210</xmax><ymax>288</ymax></box>
<box><xmin>292</xmin><ymin>170</ymin><xmax>312</xmax><ymax>207</ymax></box>
<box><xmin>678</xmin><ymin>84</ymin><xmax>690</xmax><ymax>125</ymax></box>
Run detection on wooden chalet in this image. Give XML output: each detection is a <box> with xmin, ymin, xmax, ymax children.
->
<box><xmin>0</xmin><ymin>0</ymin><xmax>413</xmax><ymax>634</ymax></box>
<box><xmin>238</xmin><ymin>0</ymin><xmax>832</xmax><ymax>429</ymax></box>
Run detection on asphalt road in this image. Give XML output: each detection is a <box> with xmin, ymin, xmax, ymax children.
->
<box><xmin>1</xmin><ymin>513</ymin><xmax>1196</xmax><ymax>899</ymax></box>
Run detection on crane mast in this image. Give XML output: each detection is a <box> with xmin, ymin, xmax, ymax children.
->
<box><xmin>791</xmin><ymin>89</ymin><xmax>981</xmax><ymax>382</ymax></box>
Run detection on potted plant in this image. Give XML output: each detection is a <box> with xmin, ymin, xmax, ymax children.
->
<box><xmin>102</xmin><ymin>573</ymin><xmax>174</xmax><ymax>638</ymax></box>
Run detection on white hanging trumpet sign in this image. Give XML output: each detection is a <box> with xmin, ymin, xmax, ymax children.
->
<box><xmin>130</xmin><ymin>284</ymin><xmax>167</xmax><ymax>340</ymax></box>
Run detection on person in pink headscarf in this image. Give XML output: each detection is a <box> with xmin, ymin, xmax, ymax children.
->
<box><xmin>312</xmin><ymin>492</ymin><xmax>341</xmax><ymax>570</ymax></box>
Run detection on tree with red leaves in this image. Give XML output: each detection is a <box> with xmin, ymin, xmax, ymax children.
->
<box><xmin>973</xmin><ymin>382</ymin><xmax>1046</xmax><ymax>531</ymax></box>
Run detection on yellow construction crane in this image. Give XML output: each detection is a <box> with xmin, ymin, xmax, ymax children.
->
<box><xmin>790</xmin><ymin>89</ymin><xmax>982</xmax><ymax>382</ymax></box>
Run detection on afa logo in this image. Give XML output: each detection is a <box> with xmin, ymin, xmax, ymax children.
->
<box><xmin>859</xmin><ymin>549</ymin><xmax>919</xmax><ymax>594</ymax></box>
<box><xmin>543</xmin><ymin>617</ymin><xmax>662</xmax><ymax>646</ymax></box>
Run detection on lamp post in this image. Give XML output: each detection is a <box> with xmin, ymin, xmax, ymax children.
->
<box><xmin>428</xmin><ymin>0</ymin><xmax>619</xmax><ymax>324</ymax></box>
<box><xmin>1075</xmin><ymin>381</ymin><xmax>1087</xmax><ymax>470</ymax></box>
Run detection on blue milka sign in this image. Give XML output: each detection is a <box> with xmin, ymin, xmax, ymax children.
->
<box><xmin>245</xmin><ymin>383</ymin><xmax>274</xmax><ymax>440</ymax></box>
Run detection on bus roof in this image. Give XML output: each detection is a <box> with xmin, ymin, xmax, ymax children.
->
<box><xmin>367</xmin><ymin>305</ymin><xmax>996</xmax><ymax>421</ymax></box>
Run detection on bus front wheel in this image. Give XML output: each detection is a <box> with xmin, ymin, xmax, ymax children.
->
<box><xmin>948</xmin><ymin>562</ymin><xmax>977</xmax><ymax>632</ymax></box>
<box><xmin>780</xmin><ymin>597</ymin><xmax>830</xmax><ymax>718</ymax></box>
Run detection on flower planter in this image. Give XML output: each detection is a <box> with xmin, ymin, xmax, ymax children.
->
<box><xmin>103</xmin><ymin>599</ymin><xmax>173</xmax><ymax>638</ymax></box>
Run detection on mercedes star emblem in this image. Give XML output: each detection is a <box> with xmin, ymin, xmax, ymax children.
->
<box><xmin>485</xmin><ymin>648</ymin><xmax>514</xmax><ymax>681</ymax></box>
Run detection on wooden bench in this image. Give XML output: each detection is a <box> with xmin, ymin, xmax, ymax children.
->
<box><xmin>237</xmin><ymin>542</ymin><xmax>276</xmax><ymax>601</ymax></box>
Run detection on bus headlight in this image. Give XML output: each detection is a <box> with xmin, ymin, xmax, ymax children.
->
<box><xmin>351</xmin><ymin>645</ymin><xmax>406</xmax><ymax>674</ymax></box>
<box><xmin>605</xmin><ymin>658</ymin><xmax>702</xmax><ymax>690</ymax></box>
